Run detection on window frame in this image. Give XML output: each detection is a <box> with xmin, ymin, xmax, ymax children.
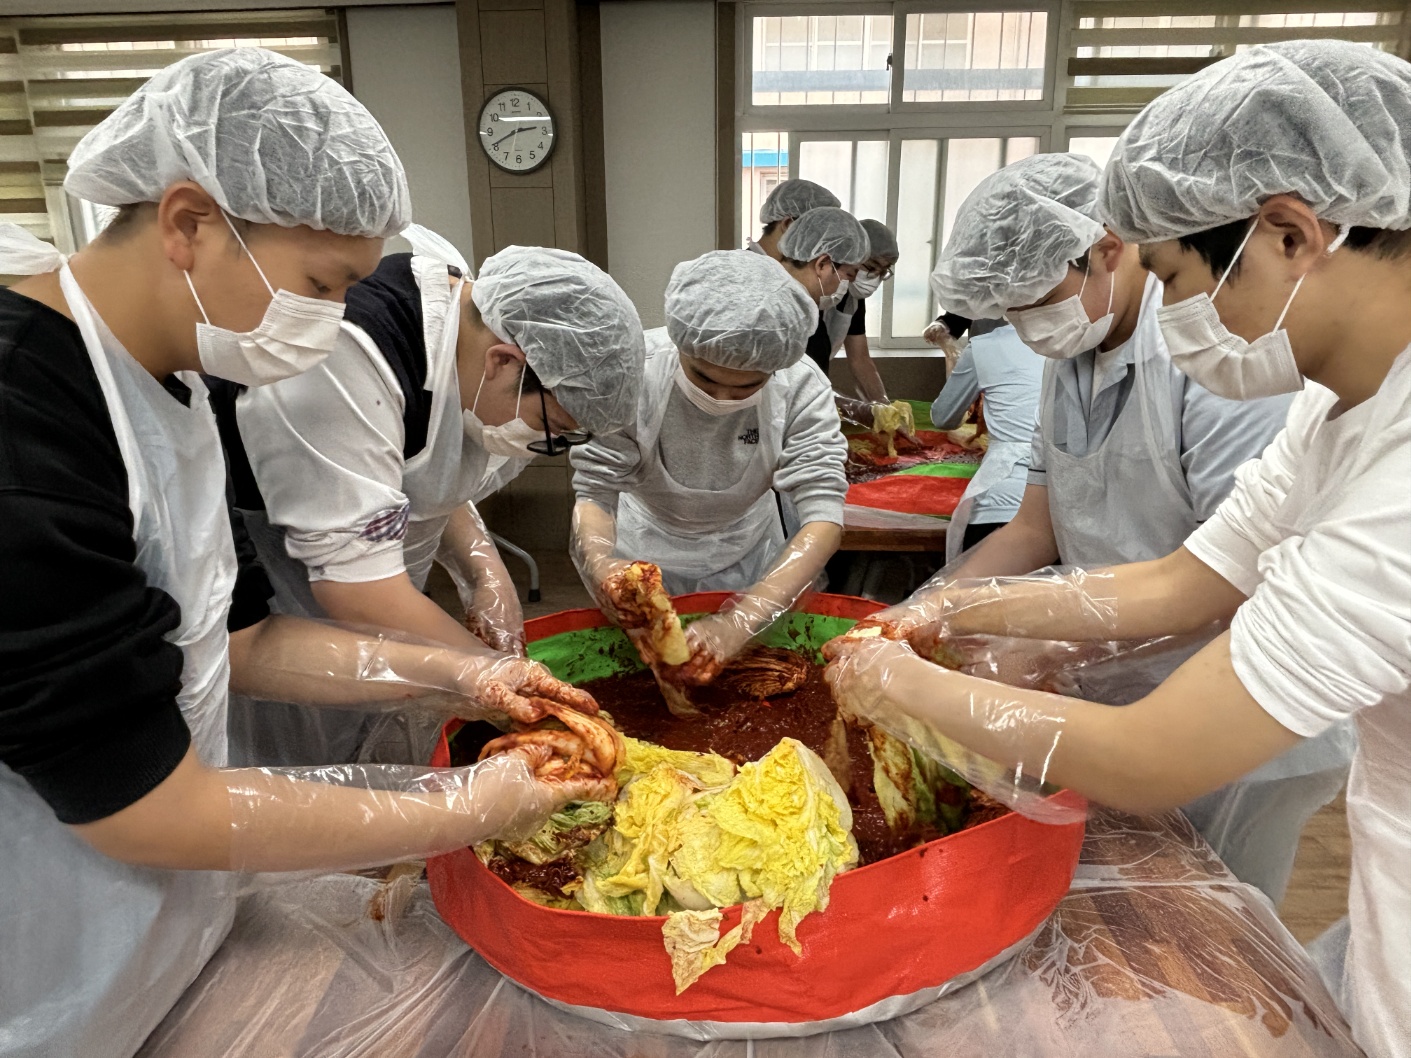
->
<box><xmin>735</xmin><ymin>0</ymin><xmax>1068</xmax><ymax>348</ymax></box>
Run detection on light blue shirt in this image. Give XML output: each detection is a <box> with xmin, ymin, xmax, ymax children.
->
<box><xmin>1027</xmin><ymin>335</ymin><xmax>1293</xmax><ymax>523</ymax></box>
<box><xmin>931</xmin><ymin>324</ymin><xmax>1045</xmax><ymax>525</ymax></box>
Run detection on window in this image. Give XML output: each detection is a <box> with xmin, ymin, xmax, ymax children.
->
<box><xmin>0</xmin><ymin>10</ymin><xmax>344</xmax><ymax>253</ymax></box>
<box><xmin>902</xmin><ymin>11</ymin><xmax>1048</xmax><ymax>102</ymax></box>
<box><xmin>751</xmin><ymin>15</ymin><xmax>893</xmax><ymax>105</ymax></box>
<box><xmin>739</xmin><ymin>4</ymin><xmax>1059</xmax><ymax>344</ymax></box>
<box><xmin>737</xmin><ymin>2</ymin><xmax>1407</xmax><ymax>346</ymax></box>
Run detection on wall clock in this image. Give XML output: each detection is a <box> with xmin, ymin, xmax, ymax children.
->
<box><xmin>478</xmin><ymin>87</ymin><xmax>555</xmax><ymax>174</ymax></box>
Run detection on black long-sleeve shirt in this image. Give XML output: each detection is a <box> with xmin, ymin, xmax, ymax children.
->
<box><xmin>0</xmin><ymin>287</ymin><xmax>270</xmax><ymax>824</ymax></box>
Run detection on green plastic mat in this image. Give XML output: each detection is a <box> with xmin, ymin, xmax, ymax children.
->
<box><xmin>527</xmin><ymin>610</ymin><xmax>864</xmax><ymax>685</ymax></box>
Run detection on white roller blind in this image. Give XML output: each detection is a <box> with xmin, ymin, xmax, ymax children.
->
<box><xmin>1063</xmin><ymin>1</ymin><xmax>1411</xmax><ymax>114</ymax></box>
<box><xmin>0</xmin><ymin>9</ymin><xmax>342</xmax><ymax>244</ymax></box>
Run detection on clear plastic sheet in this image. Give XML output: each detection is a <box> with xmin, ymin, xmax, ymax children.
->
<box><xmin>436</xmin><ymin>502</ymin><xmax>526</xmax><ymax>656</ymax></box>
<box><xmin>138</xmin><ymin>810</ymin><xmax>1359</xmax><ymax>1058</ymax></box>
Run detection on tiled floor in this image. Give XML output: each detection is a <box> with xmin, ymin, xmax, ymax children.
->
<box><xmin>453</xmin><ymin>546</ymin><xmax>1353</xmax><ymax>948</ymax></box>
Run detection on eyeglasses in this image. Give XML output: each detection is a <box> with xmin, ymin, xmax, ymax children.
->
<box><xmin>526</xmin><ymin>386</ymin><xmax>592</xmax><ymax>456</ymax></box>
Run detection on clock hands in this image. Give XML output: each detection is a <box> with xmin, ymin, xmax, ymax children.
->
<box><xmin>491</xmin><ymin>127</ymin><xmax>521</xmax><ymax>150</ymax></box>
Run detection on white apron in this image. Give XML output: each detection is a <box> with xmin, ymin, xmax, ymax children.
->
<box><xmin>1041</xmin><ymin>284</ymin><xmax>1198</xmax><ymax>568</ymax></box>
<box><xmin>231</xmin><ymin>245</ymin><xmax>526</xmax><ymax>766</ymax></box>
<box><xmin>616</xmin><ymin>343</ymin><xmax>787</xmax><ymax>596</ymax></box>
<box><xmin>945</xmin><ymin>440</ymin><xmax>1030</xmax><ymax>564</ymax></box>
<box><xmin>0</xmin><ymin>267</ymin><xmax>237</xmax><ymax>1057</ymax></box>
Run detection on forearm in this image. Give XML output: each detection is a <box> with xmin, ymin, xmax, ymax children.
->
<box><xmin>73</xmin><ymin>747</ymin><xmax>549</xmax><ymax>872</ymax></box>
<box><xmin>227</xmin><ymin>614</ymin><xmax>489</xmax><ymax>707</ymax></box>
<box><xmin>844</xmin><ymin>337</ymin><xmax>887</xmax><ymax>403</ymax></box>
<box><xmin>942</xmin><ymin>547</ymin><xmax>1243</xmax><ymax>641</ymax></box>
<box><xmin>948</xmin><ymin>516</ymin><xmax>1059</xmax><ymax>581</ymax></box>
<box><xmin>440</xmin><ymin>505</ymin><xmax>512</xmax><ymax>599</ymax></box>
<box><xmin>439</xmin><ymin>504</ymin><xmax>524</xmax><ymax>654</ymax></box>
<box><xmin>745</xmin><ymin>520</ymin><xmax>841</xmax><ymax>611</ymax></box>
<box><xmin>881</xmin><ymin>632</ymin><xmax>1299</xmax><ymax>814</ymax></box>
<box><xmin>313</xmin><ymin>573</ymin><xmax>488</xmax><ymax>653</ymax></box>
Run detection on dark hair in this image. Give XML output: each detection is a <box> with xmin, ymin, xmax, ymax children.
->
<box><xmin>762</xmin><ymin>219</ymin><xmax>784</xmax><ymax>237</ymax></box>
<box><xmin>1068</xmin><ymin>249</ymin><xmax>1090</xmax><ymax>273</ymax></box>
<box><xmin>99</xmin><ymin>201</ymin><xmax>261</xmax><ymax>250</ymax></box>
<box><xmin>1343</xmin><ymin>225</ymin><xmax>1411</xmax><ymax>261</ymax></box>
<box><xmin>100</xmin><ymin>203</ymin><xmax>152</xmax><ymax>240</ymax></box>
<box><xmin>780</xmin><ymin>255</ymin><xmax>810</xmax><ymax>269</ymax></box>
<box><xmin>1177</xmin><ymin>217</ymin><xmax>1411</xmax><ymax>280</ymax></box>
<box><xmin>463</xmin><ymin>298</ymin><xmax>545</xmax><ymax>393</ymax></box>
<box><xmin>1176</xmin><ymin>219</ymin><xmax>1251</xmax><ymax>280</ymax></box>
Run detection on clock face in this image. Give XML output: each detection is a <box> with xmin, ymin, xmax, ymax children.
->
<box><xmin>478</xmin><ymin>89</ymin><xmax>555</xmax><ymax>174</ymax></box>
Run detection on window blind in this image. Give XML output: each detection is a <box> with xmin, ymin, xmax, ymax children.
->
<box><xmin>0</xmin><ymin>9</ymin><xmax>342</xmax><ymax>246</ymax></box>
<box><xmin>1063</xmin><ymin>1</ymin><xmax>1410</xmax><ymax>114</ymax></box>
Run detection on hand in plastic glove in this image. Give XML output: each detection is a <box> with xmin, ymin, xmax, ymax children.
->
<box><xmin>823</xmin><ymin>632</ymin><xmax>1082</xmax><ymax>825</ymax></box>
<box><xmin>465</xmin><ymin>580</ymin><xmax>526</xmax><ymax>656</ymax></box>
<box><xmin>666</xmin><ymin>609</ymin><xmax>759</xmax><ymax>686</ymax></box>
<box><xmin>502</xmin><ymin>744</ymin><xmax>618</xmax><ymax>808</ymax></box>
<box><xmin>456</xmin><ymin>655</ymin><xmax>601</xmax><ymax>726</ymax></box>
<box><xmin>922</xmin><ymin>321</ymin><xmax>967</xmax><ymax>361</ymax></box>
<box><xmin>822</xmin><ymin>630</ymin><xmax>919</xmax><ymax>720</ymax></box>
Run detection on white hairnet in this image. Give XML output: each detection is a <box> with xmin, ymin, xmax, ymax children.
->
<box><xmin>778</xmin><ymin>207</ymin><xmax>870</xmax><ymax>267</ymax></box>
<box><xmin>65</xmin><ymin>48</ymin><xmax>409</xmax><ymax>239</ymax></box>
<box><xmin>759</xmin><ymin>179</ymin><xmax>841</xmax><ymax>223</ymax></box>
<box><xmin>931</xmin><ymin>153</ymin><xmax>1106</xmax><ymax>320</ymax></box>
<box><xmin>473</xmin><ymin>246</ymin><xmax>645</xmax><ymax>435</ymax></box>
<box><xmin>664</xmin><ymin>250</ymin><xmax>816</xmax><ymax>372</ymax></box>
<box><xmin>860</xmin><ymin>219</ymin><xmax>899</xmax><ymax>264</ymax></box>
<box><xmin>1101</xmin><ymin>40</ymin><xmax>1411</xmax><ymax>242</ymax></box>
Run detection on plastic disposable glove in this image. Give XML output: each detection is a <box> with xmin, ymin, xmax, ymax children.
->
<box><xmin>669</xmin><ymin>524</ymin><xmax>837</xmax><ymax>686</ymax></box>
<box><xmin>438</xmin><ymin>503</ymin><xmax>525</xmax><ymax>656</ymax></box>
<box><xmin>923</xmin><ymin>321</ymin><xmax>968</xmax><ymax>361</ymax></box>
<box><xmin>247</xmin><ymin>619</ymin><xmax>598</xmax><ymax>727</ymax></box>
<box><xmin>830</xmin><ymin>570</ymin><xmax>1120</xmax><ymax>661</ymax></box>
<box><xmin>570</xmin><ymin>499</ymin><xmax>633</xmax><ymax>618</ymax></box>
<box><xmin>226</xmin><ymin>749</ymin><xmax>614</xmax><ymax>872</ymax></box>
<box><xmin>823</xmin><ymin>632</ymin><xmax>1082</xmax><ymax>824</ymax></box>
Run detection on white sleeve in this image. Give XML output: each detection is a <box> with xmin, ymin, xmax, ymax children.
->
<box><xmin>774</xmin><ymin>362</ymin><xmax>848</xmax><ymax>526</ymax></box>
<box><xmin>236</xmin><ymin>324</ymin><xmax>412</xmax><ymax>584</ymax></box>
<box><xmin>1183</xmin><ymin>389</ymin><xmax>1319</xmax><ymax>595</ymax></box>
<box><xmin>1228</xmin><ymin>433</ymin><xmax>1411</xmax><ymax>737</ymax></box>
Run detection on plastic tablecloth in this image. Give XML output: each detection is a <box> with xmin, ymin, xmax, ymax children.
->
<box><xmin>136</xmin><ymin>809</ymin><xmax>1361</xmax><ymax>1057</ymax></box>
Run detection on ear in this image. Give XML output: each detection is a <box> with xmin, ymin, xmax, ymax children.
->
<box><xmin>778</xmin><ymin>217</ymin><xmax>795</xmax><ymax>235</ymax></box>
<box><xmin>1258</xmin><ymin>194</ymin><xmax>1330</xmax><ymax>266</ymax></box>
<box><xmin>1092</xmin><ymin>229</ymin><xmax>1126</xmax><ymax>274</ymax></box>
<box><xmin>156</xmin><ymin>181</ymin><xmax>223</xmax><ymax>272</ymax></box>
<box><xmin>483</xmin><ymin>343</ymin><xmax>526</xmax><ymax>379</ymax></box>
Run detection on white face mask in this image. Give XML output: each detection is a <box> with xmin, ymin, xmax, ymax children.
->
<box><xmin>463</xmin><ymin>359</ymin><xmax>541</xmax><ymax>458</ymax></box>
<box><xmin>849</xmin><ymin>269</ymin><xmax>883</xmax><ymax>300</ymax></box>
<box><xmin>1156</xmin><ymin>221</ymin><xmax>1346</xmax><ymax>402</ymax></box>
<box><xmin>817</xmin><ymin>263</ymin><xmax>847</xmax><ymax>312</ymax></box>
<box><xmin>1007</xmin><ymin>259</ymin><xmax>1116</xmax><ymax>360</ymax></box>
<box><xmin>674</xmin><ymin>364</ymin><xmax>764</xmax><ymax>417</ymax></box>
<box><xmin>185</xmin><ymin>213</ymin><xmax>345</xmax><ymax>387</ymax></box>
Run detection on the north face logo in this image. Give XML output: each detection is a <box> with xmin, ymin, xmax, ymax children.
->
<box><xmin>738</xmin><ymin>427</ymin><xmax>760</xmax><ymax>445</ymax></box>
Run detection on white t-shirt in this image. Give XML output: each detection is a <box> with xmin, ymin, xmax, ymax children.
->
<box><xmin>1185</xmin><ymin>349</ymin><xmax>1411</xmax><ymax>1058</ymax></box>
